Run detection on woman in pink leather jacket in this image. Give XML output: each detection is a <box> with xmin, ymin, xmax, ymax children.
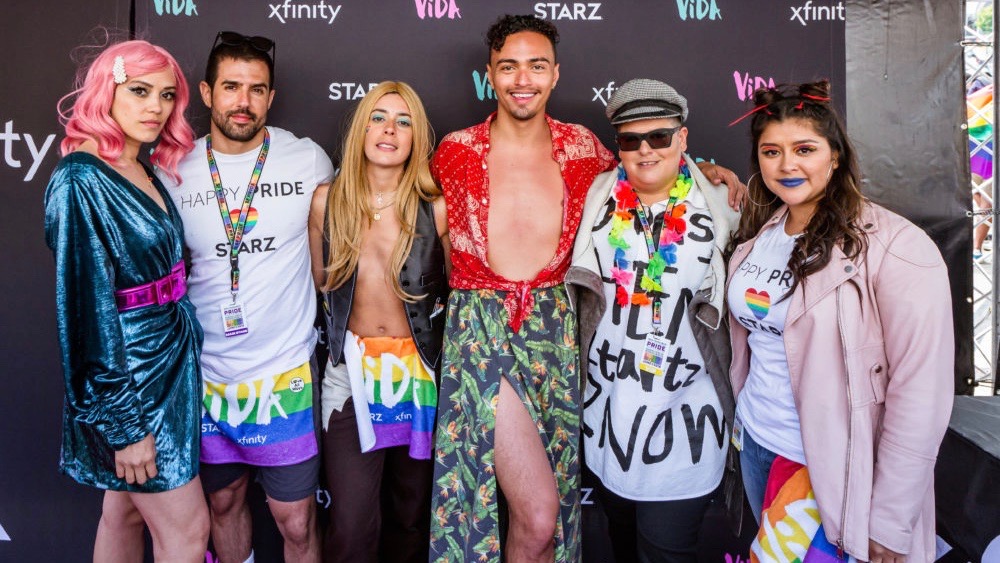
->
<box><xmin>726</xmin><ymin>81</ymin><xmax>953</xmax><ymax>563</ymax></box>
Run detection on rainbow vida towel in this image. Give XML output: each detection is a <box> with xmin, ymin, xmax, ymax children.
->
<box><xmin>343</xmin><ymin>332</ymin><xmax>437</xmax><ymax>460</ymax></box>
<box><xmin>200</xmin><ymin>362</ymin><xmax>318</xmax><ymax>465</ymax></box>
<box><xmin>751</xmin><ymin>456</ymin><xmax>855</xmax><ymax>563</ymax></box>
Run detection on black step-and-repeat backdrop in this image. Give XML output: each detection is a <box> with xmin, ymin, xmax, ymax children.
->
<box><xmin>0</xmin><ymin>0</ymin><xmax>971</xmax><ymax>560</ymax></box>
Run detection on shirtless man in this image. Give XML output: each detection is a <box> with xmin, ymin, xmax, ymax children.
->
<box><xmin>317</xmin><ymin>81</ymin><xmax>448</xmax><ymax>563</ymax></box>
<box><xmin>428</xmin><ymin>15</ymin><xmax>742</xmax><ymax>562</ymax></box>
<box><xmin>428</xmin><ymin>15</ymin><xmax>613</xmax><ymax>563</ymax></box>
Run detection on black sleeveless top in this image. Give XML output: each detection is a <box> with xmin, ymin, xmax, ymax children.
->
<box><xmin>323</xmin><ymin>198</ymin><xmax>449</xmax><ymax>371</ymax></box>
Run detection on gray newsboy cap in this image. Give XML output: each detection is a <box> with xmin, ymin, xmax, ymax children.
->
<box><xmin>605</xmin><ymin>78</ymin><xmax>689</xmax><ymax>125</ymax></box>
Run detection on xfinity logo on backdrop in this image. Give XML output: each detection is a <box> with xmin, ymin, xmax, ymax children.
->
<box><xmin>790</xmin><ymin>1</ymin><xmax>844</xmax><ymax>26</ymax></box>
<box><xmin>1</xmin><ymin>120</ymin><xmax>57</xmax><ymax>182</ymax></box>
<box><xmin>414</xmin><ymin>0</ymin><xmax>461</xmax><ymax>19</ymax></box>
<box><xmin>534</xmin><ymin>3</ymin><xmax>603</xmax><ymax>20</ymax></box>
<box><xmin>152</xmin><ymin>0</ymin><xmax>197</xmax><ymax>16</ymax></box>
<box><xmin>734</xmin><ymin>72</ymin><xmax>776</xmax><ymax>101</ymax></box>
<box><xmin>472</xmin><ymin>71</ymin><xmax>496</xmax><ymax>101</ymax></box>
<box><xmin>328</xmin><ymin>82</ymin><xmax>379</xmax><ymax>101</ymax></box>
<box><xmin>591</xmin><ymin>81</ymin><xmax>618</xmax><ymax>106</ymax></box>
<box><xmin>676</xmin><ymin>0</ymin><xmax>721</xmax><ymax>21</ymax></box>
<box><xmin>268</xmin><ymin>0</ymin><xmax>342</xmax><ymax>24</ymax></box>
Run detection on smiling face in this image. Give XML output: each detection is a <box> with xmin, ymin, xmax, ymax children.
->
<box><xmin>200</xmin><ymin>57</ymin><xmax>274</xmax><ymax>150</ymax></box>
<box><xmin>363</xmin><ymin>93</ymin><xmax>413</xmax><ymax>172</ymax></box>
<box><xmin>757</xmin><ymin>117</ymin><xmax>838</xmax><ymax>220</ymax></box>
<box><xmin>487</xmin><ymin>31</ymin><xmax>559</xmax><ymax>122</ymax></box>
<box><xmin>617</xmin><ymin>117</ymin><xmax>688</xmax><ymax>198</ymax></box>
<box><xmin>110</xmin><ymin>68</ymin><xmax>177</xmax><ymax>150</ymax></box>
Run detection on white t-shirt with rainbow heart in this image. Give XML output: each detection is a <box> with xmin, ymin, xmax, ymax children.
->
<box><xmin>727</xmin><ymin>216</ymin><xmax>804</xmax><ymax>464</ymax></box>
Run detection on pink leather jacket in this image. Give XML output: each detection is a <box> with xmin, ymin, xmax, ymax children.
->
<box><xmin>728</xmin><ymin>203</ymin><xmax>954</xmax><ymax>562</ymax></box>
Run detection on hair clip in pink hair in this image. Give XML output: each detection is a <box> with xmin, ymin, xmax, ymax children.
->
<box><xmin>112</xmin><ymin>56</ymin><xmax>127</xmax><ymax>84</ymax></box>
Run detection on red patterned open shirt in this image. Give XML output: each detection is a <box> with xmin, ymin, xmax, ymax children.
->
<box><xmin>431</xmin><ymin>113</ymin><xmax>615</xmax><ymax>331</ymax></box>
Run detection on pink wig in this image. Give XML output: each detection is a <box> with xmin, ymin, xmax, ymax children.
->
<box><xmin>58</xmin><ymin>40</ymin><xmax>195</xmax><ymax>183</ymax></box>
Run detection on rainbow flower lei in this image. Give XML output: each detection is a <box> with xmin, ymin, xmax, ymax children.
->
<box><xmin>608</xmin><ymin>159</ymin><xmax>693</xmax><ymax>307</ymax></box>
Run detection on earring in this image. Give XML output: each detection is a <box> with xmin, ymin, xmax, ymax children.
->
<box><xmin>745</xmin><ymin>172</ymin><xmax>778</xmax><ymax>207</ymax></box>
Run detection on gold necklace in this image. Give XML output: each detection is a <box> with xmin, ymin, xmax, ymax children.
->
<box><xmin>372</xmin><ymin>189</ymin><xmax>397</xmax><ymax>221</ymax></box>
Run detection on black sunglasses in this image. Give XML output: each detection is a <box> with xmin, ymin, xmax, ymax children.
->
<box><xmin>212</xmin><ymin>31</ymin><xmax>276</xmax><ymax>59</ymax></box>
<box><xmin>615</xmin><ymin>126</ymin><xmax>682</xmax><ymax>151</ymax></box>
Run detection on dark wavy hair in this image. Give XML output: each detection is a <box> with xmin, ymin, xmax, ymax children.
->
<box><xmin>485</xmin><ymin>14</ymin><xmax>559</xmax><ymax>61</ymax></box>
<box><xmin>205</xmin><ymin>34</ymin><xmax>275</xmax><ymax>89</ymax></box>
<box><xmin>729</xmin><ymin>80</ymin><xmax>867</xmax><ymax>295</ymax></box>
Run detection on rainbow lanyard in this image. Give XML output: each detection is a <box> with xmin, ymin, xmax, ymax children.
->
<box><xmin>634</xmin><ymin>198</ymin><xmax>672</xmax><ymax>327</ymax></box>
<box><xmin>206</xmin><ymin>128</ymin><xmax>270</xmax><ymax>301</ymax></box>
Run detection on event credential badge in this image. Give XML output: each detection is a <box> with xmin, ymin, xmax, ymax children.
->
<box><xmin>221</xmin><ymin>301</ymin><xmax>249</xmax><ymax>337</ymax></box>
<box><xmin>638</xmin><ymin>332</ymin><xmax>669</xmax><ymax>376</ymax></box>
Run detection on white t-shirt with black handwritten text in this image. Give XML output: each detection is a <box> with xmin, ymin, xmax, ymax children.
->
<box><xmin>583</xmin><ymin>186</ymin><xmax>725</xmax><ymax>501</ymax></box>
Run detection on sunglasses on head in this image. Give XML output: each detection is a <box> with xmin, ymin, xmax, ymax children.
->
<box><xmin>615</xmin><ymin>126</ymin><xmax>682</xmax><ymax>151</ymax></box>
<box><xmin>212</xmin><ymin>31</ymin><xmax>276</xmax><ymax>57</ymax></box>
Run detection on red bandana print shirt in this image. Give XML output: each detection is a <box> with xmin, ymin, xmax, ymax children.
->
<box><xmin>431</xmin><ymin>113</ymin><xmax>615</xmax><ymax>331</ymax></box>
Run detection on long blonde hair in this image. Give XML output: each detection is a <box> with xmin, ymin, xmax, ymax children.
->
<box><xmin>323</xmin><ymin>81</ymin><xmax>439</xmax><ymax>301</ymax></box>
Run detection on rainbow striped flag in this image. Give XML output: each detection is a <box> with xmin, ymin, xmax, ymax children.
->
<box><xmin>200</xmin><ymin>362</ymin><xmax>318</xmax><ymax>465</ymax></box>
<box><xmin>968</xmin><ymin>85</ymin><xmax>993</xmax><ymax>180</ymax></box>
<box><xmin>751</xmin><ymin>457</ymin><xmax>855</xmax><ymax>563</ymax></box>
<box><xmin>344</xmin><ymin>334</ymin><xmax>437</xmax><ymax>459</ymax></box>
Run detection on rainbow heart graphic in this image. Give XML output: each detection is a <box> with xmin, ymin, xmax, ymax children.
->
<box><xmin>745</xmin><ymin>288</ymin><xmax>770</xmax><ymax>320</ymax></box>
<box><xmin>229</xmin><ymin>207</ymin><xmax>258</xmax><ymax>235</ymax></box>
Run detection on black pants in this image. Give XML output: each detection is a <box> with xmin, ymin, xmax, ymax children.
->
<box><xmin>587</xmin><ymin>467</ymin><xmax>715</xmax><ymax>563</ymax></box>
<box><xmin>322</xmin><ymin>398</ymin><xmax>434</xmax><ymax>563</ymax></box>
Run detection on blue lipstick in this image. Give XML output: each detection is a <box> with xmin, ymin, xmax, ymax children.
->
<box><xmin>778</xmin><ymin>178</ymin><xmax>805</xmax><ymax>188</ymax></box>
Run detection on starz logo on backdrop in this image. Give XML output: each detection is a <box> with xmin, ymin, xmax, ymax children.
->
<box><xmin>328</xmin><ymin>82</ymin><xmax>380</xmax><ymax>101</ymax></box>
<box><xmin>533</xmin><ymin>3</ymin><xmax>603</xmax><ymax>21</ymax></box>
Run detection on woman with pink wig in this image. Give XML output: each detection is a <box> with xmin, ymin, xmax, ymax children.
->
<box><xmin>44</xmin><ymin>40</ymin><xmax>209</xmax><ymax>561</ymax></box>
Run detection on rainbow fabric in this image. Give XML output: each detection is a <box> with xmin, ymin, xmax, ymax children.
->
<box><xmin>751</xmin><ymin>456</ymin><xmax>854</xmax><ymax>563</ymax></box>
<box><xmin>745</xmin><ymin>288</ymin><xmax>772</xmax><ymax>320</ymax></box>
<box><xmin>968</xmin><ymin>85</ymin><xmax>993</xmax><ymax>180</ymax></box>
<box><xmin>344</xmin><ymin>334</ymin><xmax>437</xmax><ymax>459</ymax></box>
<box><xmin>200</xmin><ymin>362</ymin><xmax>318</xmax><ymax>466</ymax></box>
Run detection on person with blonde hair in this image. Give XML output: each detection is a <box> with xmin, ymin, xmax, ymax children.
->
<box><xmin>45</xmin><ymin>39</ymin><xmax>209</xmax><ymax>562</ymax></box>
<box><xmin>320</xmin><ymin>80</ymin><xmax>448</xmax><ymax>563</ymax></box>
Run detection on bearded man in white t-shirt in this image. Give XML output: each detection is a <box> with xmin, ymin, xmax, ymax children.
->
<box><xmin>161</xmin><ymin>32</ymin><xmax>333</xmax><ymax>563</ymax></box>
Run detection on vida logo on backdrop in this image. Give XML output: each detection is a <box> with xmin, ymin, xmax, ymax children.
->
<box><xmin>152</xmin><ymin>0</ymin><xmax>197</xmax><ymax>16</ymax></box>
<box><xmin>472</xmin><ymin>71</ymin><xmax>496</xmax><ymax>102</ymax></box>
<box><xmin>676</xmin><ymin>0</ymin><xmax>721</xmax><ymax>21</ymax></box>
<box><xmin>414</xmin><ymin>0</ymin><xmax>461</xmax><ymax>19</ymax></box>
<box><xmin>734</xmin><ymin>72</ymin><xmax>776</xmax><ymax>101</ymax></box>
<box><xmin>1</xmin><ymin>120</ymin><xmax>57</xmax><ymax>183</ymax></box>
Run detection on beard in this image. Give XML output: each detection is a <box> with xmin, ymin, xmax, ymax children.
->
<box><xmin>211</xmin><ymin>107</ymin><xmax>265</xmax><ymax>143</ymax></box>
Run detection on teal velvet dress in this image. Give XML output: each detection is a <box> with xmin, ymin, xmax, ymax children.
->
<box><xmin>44</xmin><ymin>152</ymin><xmax>203</xmax><ymax>492</ymax></box>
